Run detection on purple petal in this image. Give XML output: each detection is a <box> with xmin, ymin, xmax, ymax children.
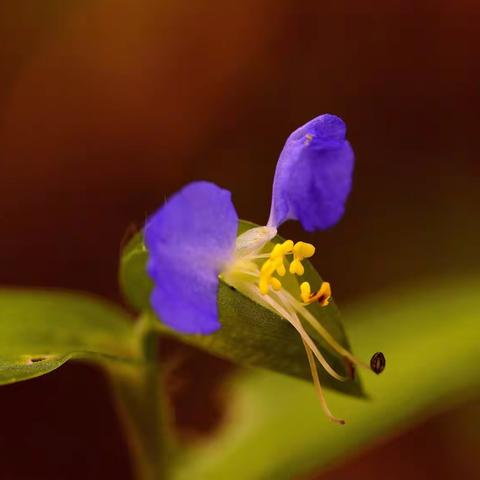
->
<box><xmin>268</xmin><ymin>114</ymin><xmax>354</xmax><ymax>231</ymax></box>
<box><xmin>144</xmin><ymin>181</ymin><xmax>238</xmax><ymax>334</ymax></box>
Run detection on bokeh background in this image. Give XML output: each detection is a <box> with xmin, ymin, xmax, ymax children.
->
<box><xmin>1</xmin><ymin>1</ymin><xmax>479</xmax><ymax>478</ymax></box>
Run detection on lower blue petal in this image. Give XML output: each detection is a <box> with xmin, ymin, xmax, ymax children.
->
<box><xmin>144</xmin><ymin>181</ymin><xmax>238</xmax><ymax>334</ymax></box>
<box><xmin>268</xmin><ymin>114</ymin><xmax>354</xmax><ymax>231</ymax></box>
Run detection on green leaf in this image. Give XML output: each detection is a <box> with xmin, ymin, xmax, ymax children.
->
<box><xmin>0</xmin><ymin>290</ymin><xmax>137</xmax><ymax>385</ymax></box>
<box><xmin>119</xmin><ymin>221</ymin><xmax>363</xmax><ymax>397</ymax></box>
<box><xmin>172</xmin><ymin>277</ymin><xmax>480</xmax><ymax>480</ymax></box>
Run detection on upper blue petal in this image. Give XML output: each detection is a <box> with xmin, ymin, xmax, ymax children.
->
<box><xmin>268</xmin><ymin>114</ymin><xmax>354</xmax><ymax>232</ymax></box>
<box><xmin>144</xmin><ymin>181</ymin><xmax>238</xmax><ymax>334</ymax></box>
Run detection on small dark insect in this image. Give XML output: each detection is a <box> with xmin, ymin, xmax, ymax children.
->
<box><xmin>370</xmin><ymin>352</ymin><xmax>386</xmax><ymax>374</ymax></box>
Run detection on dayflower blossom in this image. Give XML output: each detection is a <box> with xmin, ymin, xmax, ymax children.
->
<box><xmin>145</xmin><ymin>114</ymin><xmax>383</xmax><ymax>424</ymax></box>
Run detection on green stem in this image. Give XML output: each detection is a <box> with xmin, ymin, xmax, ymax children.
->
<box><xmin>109</xmin><ymin>313</ymin><xmax>172</xmax><ymax>480</ymax></box>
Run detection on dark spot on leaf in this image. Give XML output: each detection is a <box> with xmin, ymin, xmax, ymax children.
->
<box><xmin>30</xmin><ymin>357</ymin><xmax>46</xmax><ymax>363</ymax></box>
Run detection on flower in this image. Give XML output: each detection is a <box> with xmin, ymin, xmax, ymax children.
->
<box><xmin>145</xmin><ymin>114</ymin><xmax>378</xmax><ymax>424</ymax></box>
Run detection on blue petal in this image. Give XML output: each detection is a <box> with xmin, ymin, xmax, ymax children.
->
<box><xmin>268</xmin><ymin>114</ymin><xmax>354</xmax><ymax>231</ymax></box>
<box><xmin>144</xmin><ymin>181</ymin><xmax>238</xmax><ymax>334</ymax></box>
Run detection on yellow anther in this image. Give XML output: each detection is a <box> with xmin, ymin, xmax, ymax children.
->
<box><xmin>289</xmin><ymin>258</ymin><xmax>305</xmax><ymax>276</ymax></box>
<box><xmin>276</xmin><ymin>262</ymin><xmax>286</xmax><ymax>277</ymax></box>
<box><xmin>270</xmin><ymin>244</ymin><xmax>284</xmax><ymax>259</ymax></box>
<box><xmin>259</xmin><ymin>270</ymin><xmax>283</xmax><ymax>294</ymax></box>
<box><xmin>260</xmin><ymin>239</ymin><xmax>293</xmax><ymax>291</ymax></box>
<box><xmin>289</xmin><ymin>241</ymin><xmax>315</xmax><ymax>276</ymax></box>
<box><xmin>300</xmin><ymin>282</ymin><xmax>311</xmax><ymax>302</ymax></box>
<box><xmin>280</xmin><ymin>240</ymin><xmax>294</xmax><ymax>253</ymax></box>
<box><xmin>317</xmin><ymin>282</ymin><xmax>332</xmax><ymax>306</ymax></box>
<box><xmin>300</xmin><ymin>281</ymin><xmax>332</xmax><ymax>307</ymax></box>
<box><xmin>261</xmin><ymin>259</ymin><xmax>276</xmax><ymax>276</ymax></box>
<box><xmin>259</xmin><ymin>238</ymin><xmax>314</xmax><ymax>294</ymax></box>
<box><xmin>293</xmin><ymin>241</ymin><xmax>315</xmax><ymax>259</ymax></box>
<box><xmin>270</xmin><ymin>277</ymin><xmax>282</xmax><ymax>291</ymax></box>
<box><xmin>270</xmin><ymin>241</ymin><xmax>292</xmax><ymax>259</ymax></box>
<box><xmin>259</xmin><ymin>277</ymin><xmax>270</xmax><ymax>295</ymax></box>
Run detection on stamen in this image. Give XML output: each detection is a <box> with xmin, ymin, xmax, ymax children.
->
<box><xmin>289</xmin><ymin>241</ymin><xmax>315</xmax><ymax>276</ymax></box>
<box><xmin>261</xmin><ymin>289</ymin><xmax>348</xmax><ymax>382</ymax></box>
<box><xmin>300</xmin><ymin>281</ymin><xmax>331</xmax><ymax>306</ymax></box>
<box><xmin>293</xmin><ymin>241</ymin><xmax>315</xmax><ymax>258</ymax></box>
<box><xmin>271</xmin><ymin>240</ymin><xmax>293</xmax><ymax>257</ymax></box>
<box><xmin>302</xmin><ymin>338</ymin><xmax>345</xmax><ymax>425</ymax></box>
<box><xmin>270</xmin><ymin>277</ymin><xmax>282</xmax><ymax>291</ymax></box>
<box><xmin>280</xmin><ymin>288</ymin><xmax>372</xmax><ymax>371</ymax></box>
<box><xmin>300</xmin><ymin>281</ymin><xmax>311</xmax><ymax>301</ymax></box>
<box><xmin>259</xmin><ymin>240</ymin><xmax>294</xmax><ymax>294</ymax></box>
<box><xmin>276</xmin><ymin>263</ymin><xmax>286</xmax><ymax>277</ymax></box>
<box><xmin>259</xmin><ymin>278</ymin><xmax>268</xmax><ymax>294</ymax></box>
<box><xmin>289</xmin><ymin>258</ymin><xmax>305</xmax><ymax>276</ymax></box>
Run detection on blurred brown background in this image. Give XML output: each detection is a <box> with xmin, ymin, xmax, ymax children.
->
<box><xmin>0</xmin><ymin>0</ymin><xmax>479</xmax><ymax>478</ymax></box>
